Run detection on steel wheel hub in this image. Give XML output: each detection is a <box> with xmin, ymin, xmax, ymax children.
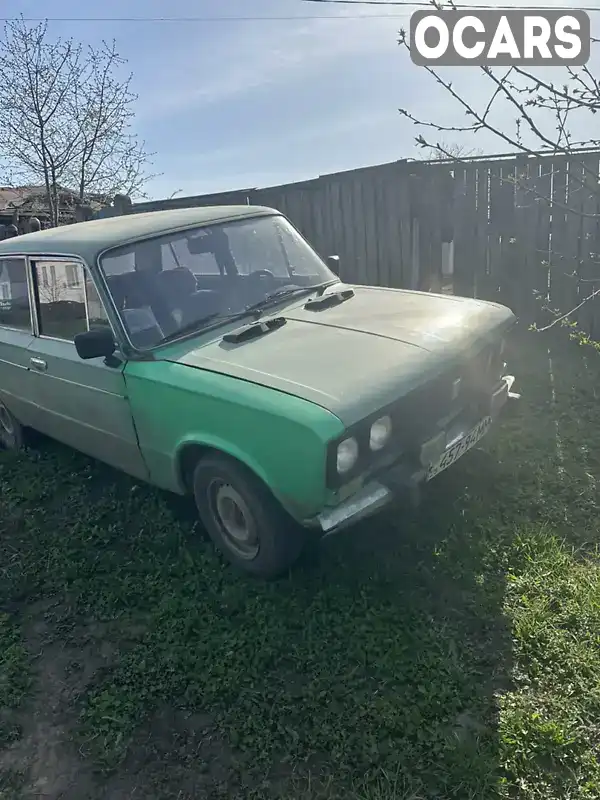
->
<box><xmin>209</xmin><ymin>480</ymin><xmax>259</xmax><ymax>560</ymax></box>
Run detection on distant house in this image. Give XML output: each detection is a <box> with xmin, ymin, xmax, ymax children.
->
<box><xmin>0</xmin><ymin>185</ymin><xmax>107</xmax><ymax>232</ymax></box>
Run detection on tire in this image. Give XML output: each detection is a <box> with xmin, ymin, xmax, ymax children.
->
<box><xmin>192</xmin><ymin>454</ymin><xmax>306</xmax><ymax>579</ymax></box>
<box><xmin>0</xmin><ymin>398</ymin><xmax>24</xmax><ymax>451</ymax></box>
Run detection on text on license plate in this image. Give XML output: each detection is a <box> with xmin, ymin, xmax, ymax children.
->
<box><xmin>426</xmin><ymin>416</ymin><xmax>492</xmax><ymax>481</ymax></box>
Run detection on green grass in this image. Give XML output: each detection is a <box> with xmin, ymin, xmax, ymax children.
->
<box><xmin>1</xmin><ymin>328</ymin><xmax>599</xmax><ymax>798</ymax></box>
<box><xmin>0</xmin><ymin>614</ymin><xmax>30</xmax><ymax>797</ymax></box>
<box><xmin>0</xmin><ymin>614</ymin><xmax>30</xmax><ymax>744</ymax></box>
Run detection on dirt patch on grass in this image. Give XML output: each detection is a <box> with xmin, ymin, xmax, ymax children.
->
<box><xmin>100</xmin><ymin>707</ymin><xmax>240</xmax><ymax>800</ymax></box>
<box><xmin>0</xmin><ymin>604</ymin><xmax>112</xmax><ymax>798</ymax></box>
<box><xmin>0</xmin><ymin>603</ymin><xmax>248</xmax><ymax>800</ymax></box>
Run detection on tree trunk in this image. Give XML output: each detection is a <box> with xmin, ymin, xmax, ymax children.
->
<box><xmin>43</xmin><ymin>175</ymin><xmax>55</xmax><ymax>229</ymax></box>
<box><xmin>78</xmin><ymin>162</ymin><xmax>85</xmax><ymax>202</ymax></box>
<box><xmin>50</xmin><ymin>166</ymin><xmax>59</xmax><ymax>227</ymax></box>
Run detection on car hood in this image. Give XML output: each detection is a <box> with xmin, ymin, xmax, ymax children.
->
<box><xmin>162</xmin><ymin>285</ymin><xmax>515</xmax><ymax>427</ymax></box>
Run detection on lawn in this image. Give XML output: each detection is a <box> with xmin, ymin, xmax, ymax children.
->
<box><xmin>1</xmin><ymin>328</ymin><xmax>600</xmax><ymax>799</ymax></box>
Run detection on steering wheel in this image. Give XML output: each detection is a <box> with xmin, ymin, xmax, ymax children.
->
<box><xmin>247</xmin><ymin>269</ymin><xmax>275</xmax><ymax>282</ymax></box>
<box><xmin>220</xmin><ymin>269</ymin><xmax>278</xmax><ymax>314</ymax></box>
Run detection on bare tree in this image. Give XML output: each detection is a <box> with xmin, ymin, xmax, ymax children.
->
<box><xmin>66</xmin><ymin>40</ymin><xmax>154</xmax><ymax>203</ymax></box>
<box><xmin>38</xmin><ymin>279</ymin><xmax>68</xmax><ymax>305</ymax></box>
<box><xmin>424</xmin><ymin>141</ymin><xmax>483</xmax><ymax>161</ymax></box>
<box><xmin>0</xmin><ymin>16</ymin><xmax>155</xmax><ymax>226</ymax></box>
<box><xmin>397</xmin><ymin>11</ymin><xmax>600</xmax><ymax>331</ymax></box>
<box><xmin>397</xmin><ymin>5</ymin><xmax>600</xmax><ymax>161</ymax></box>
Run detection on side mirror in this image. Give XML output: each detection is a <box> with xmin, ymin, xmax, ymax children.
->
<box><xmin>326</xmin><ymin>255</ymin><xmax>340</xmax><ymax>276</ymax></box>
<box><xmin>74</xmin><ymin>327</ymin><xmax>116</xmax><ymax>360</ymax></box>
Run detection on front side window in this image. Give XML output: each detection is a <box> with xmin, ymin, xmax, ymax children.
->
<box><xmin>66</xmin><ymin>264</ymin><xmax>80</xmax><ymax>288</ymax></box>
<box><xmin>33</xmin><ymin>260</ymin><xmax>112</xmax><ymax>341</ymax></box>
<box><xmin>99</xmin><ymin>214</ymin><xmax>336</xmax><ymax>349</ymax></box>
<box><xmin>34</xmin><ymin>260</ymin><xmax>87</xmax><ymax>340</ymax></box>
<box><xmin>0</xmin><ymin>258</ymin><xmax>31</xmax><ymax>331</ymax></box>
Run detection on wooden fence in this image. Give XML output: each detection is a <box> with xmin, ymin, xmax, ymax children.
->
<box><xmin>131</xmin><ymin>147</ymin><xmax>600</xmax><ymax>337</ymax></box>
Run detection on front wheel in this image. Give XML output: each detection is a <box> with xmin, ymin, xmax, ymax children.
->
<box><xmin>192</xmin><ymin>455</ymin><xmax>306</xmax><ymax>579</ymax></box>
<box><xmin>0</xmin><ymin>398</ymin><xmax>24</xmax><ymax>451</ymax></box>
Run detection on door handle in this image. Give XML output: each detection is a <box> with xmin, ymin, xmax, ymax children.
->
<box><xmin>29</xmin><ymin>357</ymin><xmax>47</xmax><ymax>372</ymax></box>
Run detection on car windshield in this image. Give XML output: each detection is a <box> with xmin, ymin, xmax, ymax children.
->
<box><xmin>99</xmin><ymin>214</ymin><xmax>338</xmax><ymax>349</ymax></box>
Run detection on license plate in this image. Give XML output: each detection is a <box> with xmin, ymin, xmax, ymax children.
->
<box><xmin>426</xmin><ymin>416</ymin><xmax>492</xmax><ymax>481</ymax></box>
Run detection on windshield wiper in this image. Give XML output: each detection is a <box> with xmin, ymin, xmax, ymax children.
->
<box><xmin>242</xmin><ymin>281</ymin><xmax>338</xmax><ymax>314</ymax></box>
<box><xmin>157</xmin><ymin>281</ymin><xmax>339</xmax><ymax>345</ymax></box>
<box><xmin>158</xmin><ymin>309</ymin><xmax>256</xmax><ymax>344</ymax></box>
<box><xmin>304</xmin><ymin>287</ymin><xmax>355</xmax><ymax>310</ymax></box>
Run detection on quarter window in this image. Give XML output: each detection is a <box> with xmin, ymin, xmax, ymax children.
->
<box><xmin>85</xmin><ymin>273</ymin><xmax>111</xmax><ymax>330</ymax></box>
<box><xmin>0</xmin><ymin>258</ymin><xmax>31</xmax><ymax>331</ymax></box>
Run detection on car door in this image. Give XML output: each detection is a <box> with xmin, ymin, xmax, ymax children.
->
<box><xmin>0</xmin><ymin>255</ymin><xmax>39</xmax><ymax>427</ymax></box>
<box><xmin>25</xmin><ymin>257</ymin><xmax>149</xmax><ymax>481</ymax></box>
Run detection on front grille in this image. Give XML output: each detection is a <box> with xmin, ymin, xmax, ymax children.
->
<box><xmin>464</xmin><ymin>342</ymin><xmax>503</xmax><ymax>393</ymax></box>
<box><xmin>327</xmin><ymin>340</ymin><xmax>505</xmax><ymax>489</ymax></box>
<box><xmin>392</xmin><ymin>370</ymin><xmax>455</xmax><ymax>447</ymax></box>
<box><xmin>391</xmin><ymin>342</ymin><xmax>501</xmax><ymax>450</ymax></box>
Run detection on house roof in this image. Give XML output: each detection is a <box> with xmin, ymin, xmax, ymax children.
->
<box><xmin>0</xmin><ymin>186</ymin><xmax>40</xmax><ymax>211</ymax></box>
<box><xmin>0</xmin><ymin>205</ymin><xmax>277</xmax><ymax>265</ymax></box>
<box><xmin>0</xmin><ymin>185</ymin><xmax>105</xmax><ymax>214</ymax></box>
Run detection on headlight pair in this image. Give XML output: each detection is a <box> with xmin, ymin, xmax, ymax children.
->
<box><xmin>336</xmin><ymin>414</ymin><xmax>393</xmax><ymax>475</ymax></box>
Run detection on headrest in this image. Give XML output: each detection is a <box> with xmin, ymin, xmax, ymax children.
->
<box><xmin>155</xmin><ymin>267</ymin><xmax>197</xmax><ymax>299</ymax></box>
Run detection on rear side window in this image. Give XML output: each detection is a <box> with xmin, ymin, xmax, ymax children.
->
<box><xmin>0</xmin><ymin>258</ymin><xmax>31</xmax><ymax>331</ymax></box>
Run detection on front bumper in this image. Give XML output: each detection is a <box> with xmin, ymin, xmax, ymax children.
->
<box><xmin>314</xmin><ymin>374</ymin><xmax>519</xmax><ymax>537</ymax></box>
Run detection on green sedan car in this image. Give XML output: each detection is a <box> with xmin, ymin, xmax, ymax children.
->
<box><xmin>0</xmin><ymin>206</ymin><xmax>518</xmax><ymax>577</ymax></box>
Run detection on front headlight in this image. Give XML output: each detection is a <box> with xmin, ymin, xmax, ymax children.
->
<box><xmin>369</xmin><ymin>415</ymin><xmax>392</xmax><ymax>451</ymax></box>
<box><xmin>336</xmin><ymin>437</ymin><xmax>359</xmax><ymax>474</ymax></box>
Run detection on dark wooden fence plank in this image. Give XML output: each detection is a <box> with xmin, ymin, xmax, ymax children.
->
<box><xmin>577</xmin><ymin>156</ymin><xmax>600</xmax><ymax>336</ymax></box>
<box><xmin>452</xmin><ymin>167</ymin><xmax>473</xmax><ymax>297</ymax></box>
<box><xmin>486</xmin><ymin>163</ymin><xmax>503</xmax><ymax>302</ymax></box>
<box><xmin>397</xmin><ymin>172</ymin><xmax>412</xmax><ymax>289</ymax></box>
<box><xmin>532</xmin><ymin>160</ymin><xmax>552</xmax><ymax>324</ymax></box>
<box><xmin>474</xmin><ymin>164</ymin><xmax>489</xmax><ymax>299</ymax></box>
<box><xmin>549</xmin><ymin>156</ymin><xmax>569</xmax><ymax>317</ymax></box>
<box><xmin>565</xmin><ymin>159</ymin><xmax>585</xmax><ymax>327</ymax></box>
<box><xmin>427</xmin><ymin>168</ymin><xmax>444</xmax><ymax>292</ymax></box>
<box><xmin>588</xmin><ymin>169</ymin><xmax>600</xmax><ymax>339</ymax></box>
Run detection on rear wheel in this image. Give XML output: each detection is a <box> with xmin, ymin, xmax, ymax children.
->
<box><xmin>0</xmin><ymin>399</ymin><xmax>24</xmax><ymax>451</ymax></box>
<box><xmin>192</xmin><ymin>454</ymin><xmax>305</xmax><ymax>579</ymax></box>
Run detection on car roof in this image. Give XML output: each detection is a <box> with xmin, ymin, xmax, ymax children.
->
<box><xmin>0</xmin><ymin>205</ymin><xmax>277</xmax><ymax>265</ymax></box>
